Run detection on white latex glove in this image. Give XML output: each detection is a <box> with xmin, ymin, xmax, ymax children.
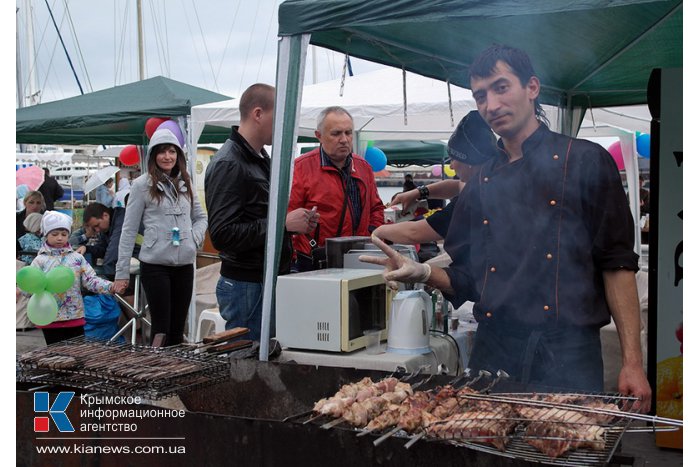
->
<box><xmin>359</xmin><ymin>234</ymin><xmax>431</xmax><ymax>290</ymax></box>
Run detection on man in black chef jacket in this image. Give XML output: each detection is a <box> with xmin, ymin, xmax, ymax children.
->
<box><xmin>361</xmin><ymin>44</ymin><xmax>651</xmax><ymax>413</ymax></box>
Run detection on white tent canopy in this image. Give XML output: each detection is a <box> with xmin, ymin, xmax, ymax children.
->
<box><xmin>192</xmin><ymin>67</ymin><xmax>495</xmax><ymax>145</ymax></box>
<box><xmin>190</xmin><ymin>67</ymin><xmax>650</xmax><ymax>155</ymax></box>
<box><xmin>581</xmin><ymin>106</ymin><xmax>651</xmax><ymax>135</ymax></box>
<box><xmin>298</xmin><ymin>67</ymin><xmax>479</xmax><ymax>141</ymax></box>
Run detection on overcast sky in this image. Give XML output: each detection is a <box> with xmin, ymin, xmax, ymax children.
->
<box><xmin>15</xmin><ymin>0</ymin><xmax>383</xmax><ymax>104</ymax></box>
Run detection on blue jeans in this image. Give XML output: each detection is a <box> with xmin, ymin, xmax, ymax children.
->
<box><xmin>216</xmin><ymin>276</ymin><xmax>268</xmax><ymax>341</ymax></box>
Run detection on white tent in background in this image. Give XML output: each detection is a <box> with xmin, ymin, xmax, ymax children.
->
<box><xmin>192</xmin><ymin>67</ymin><xmax>489</xmax><ymax>146</ymax></box>
<box><xmin>581</xmin><ymin>105</ymin><xmax>651</xmax><ymax>135</ymax></box>
<box><xmin>191</xmin><ymin>67</ymin><xmax>650</xmax><ymax>148</ymax></box>
<box><xmin>297</xmin><ymin>67</ymin><xmax>480</xmax><ymax>142</ymax></box>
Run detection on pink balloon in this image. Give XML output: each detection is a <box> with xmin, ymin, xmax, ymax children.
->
<box><xmin>607</xmin><ymin>141</ymin><xmax>624</xmax><ymax>170</ymax></box>
<box><xmin>156</xmin><ymin>120</ymin><xmax>185</xmax><ymax>147</ymax></box>
<box><xmin>431</xmin><ymin>165</ymin><xmax>443</xmax><ymax>177</ymax></box>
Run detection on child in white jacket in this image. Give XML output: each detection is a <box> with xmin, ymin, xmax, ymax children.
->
<box><xmin>26</xmin><ymin>211</ymin><xmax>116</xmax><ymax>345</ymax></box>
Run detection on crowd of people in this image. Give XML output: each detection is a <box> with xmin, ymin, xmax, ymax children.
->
<box><xmin>16</xmin><ymin>44</ymin><xmax>651</xmax><ymax>412</ymax></box>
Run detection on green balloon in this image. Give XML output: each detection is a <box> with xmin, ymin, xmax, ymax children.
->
<box><xmin>27</xmin><ymin>291</ymin><xmax>59</xmax><ymax>326</ymax></box>
<box><xmin>16</xmin><ymin>266</ymin><xmax>47</xmax><ymax>294</ymax></box>
<box><xmin>45</xmin><ymin>266</ymin><xmax>76</xmax><ymax>294</ymax></box>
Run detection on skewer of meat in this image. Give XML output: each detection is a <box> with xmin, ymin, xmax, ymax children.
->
<box><xmin>425</xmin><ymin>402</ymin><xmax>518</xmax><ymax>451</ymax></box>
<box><xmin>312</xmin><ymin>377</ymin><xmax>374</xmax><ymax>417</ymax></box>
<box><xmin>341</xmin><ymin>381</ymin><xmax>413</xmax><ymax>427</ymax></box>
<box><xmin>317</xmin><ymin>377</ymin><xmax>404</xmax><ymax>427</ymax></box>
<box><xmin>366</xmin><ymin>384</ymin><xmax>465</xmax><ymax>439</ymax></box>
<box><xmin>523</xmin><ymin>421</ymin><xmax>606</xmax><ymax>457</ymax></box>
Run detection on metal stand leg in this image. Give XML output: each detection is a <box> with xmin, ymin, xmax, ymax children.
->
<box><xmin>110</xmin><ymin>273</ymin><xmax>150</xmax><ymax>345</ymax></box>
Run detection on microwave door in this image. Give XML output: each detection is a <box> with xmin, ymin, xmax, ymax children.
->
<box><xmin>348</xmin><ymin>284</ymin><xmax>387</xmax><ymax>339</ymax></box>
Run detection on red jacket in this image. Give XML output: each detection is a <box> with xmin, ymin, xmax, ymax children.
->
<box><xmin>288</xmin><ymin>148</ymin><xmax>385</xmax><ymax>256</ymax></box>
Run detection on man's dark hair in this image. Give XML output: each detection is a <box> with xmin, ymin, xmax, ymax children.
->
<box><xmin>83</xmin><ymin>202</ymin><xmax>111</xmax><ymax>222</ymax></box>
<box><xmin>239</xmin><ymin>83</ymin><xmax>275</xmax><ymax>121</ymax></box>
<box><xmin>469</xmin><ymin>44</ymin><xmax>549</xmax><ymax>127</ymax></box>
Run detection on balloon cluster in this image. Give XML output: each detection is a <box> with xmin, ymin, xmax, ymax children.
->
<box><xmin>17</xmin><ymin>266</ymin><xmax>75</xmax><ymax>326</ymax></box>
<box><xmin>430</xmin><ymin>164</ymin><xmax>456</xmax><ymax>177</ymax></box>
<box><xmin>118</xmin><ymin>118</ymin><xmax>185</xmax><ymax>166</ymax></box>
<box><xmin>607</xmin><ymin>133</ymin><xmax>652</xmax><ymax>171</ymax></box>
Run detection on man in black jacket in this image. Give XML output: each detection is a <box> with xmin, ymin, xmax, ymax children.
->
<box><xmin>38</xmin><ymin>168</ymin><xmax>64</xmax><ymax>211</ymax></box>
<box><xmin>204</xmin><ymin>83</ymin><xmax>318</xmax><ymax>341</ymax></box>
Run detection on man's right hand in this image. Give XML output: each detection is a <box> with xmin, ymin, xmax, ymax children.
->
<box><xmin>389</xmin><ymin>189</ymin><xmax>419</xmax><ymax>209</ymax></box>
<box><xmin>84</xmin><ymin>225</ymin><xmax>96</xmax><ymax>238</ymax></box>
<box><xmin>359</xmin><ymin>234</ymin><xmax>431</xmax><ymax>290</ymax></box>
<box><xmin>286</xmin><ymin>206</ymin><xmax>320</xmax><ymax>234</ymax></box>
<box><xmin>75</xmin><ymin>245</ymin><xmax>87</xmax><ymax>255</ymax></box>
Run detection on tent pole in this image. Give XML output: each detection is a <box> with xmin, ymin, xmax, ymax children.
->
<box><xmin>181</xmin><ymin>114</ymin><xmax>199</xmax><ymax>343</ymax></box>
<box><xmin>259</xmin><ymin>34</ymin><xmax>310</xmax><ymax>361</ymax></box>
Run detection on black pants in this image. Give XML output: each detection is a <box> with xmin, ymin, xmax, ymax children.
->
<box><xmin>42</xmin><ymin>326</ymin><xmax>84</xmax><ymax>346</ymax></box>
<box><xmin>139</xmin><ymin>262</ymin><xmax>194</xmax><ymax>346</ymax></box>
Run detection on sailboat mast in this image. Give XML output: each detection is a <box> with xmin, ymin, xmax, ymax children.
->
<box><xmin>137</xmin><ymin>0</ymin><xmax>145</xmax><ymax>80</ymax></box>
<box><xmin>16</xmin><ymin>8</ymin><xmax>23</xmax><ymax>109</ymax></box>
<box><xmin>24</xmin><ymin>0</ymin><xmax>40</xmax><ymax>106</ymax></box>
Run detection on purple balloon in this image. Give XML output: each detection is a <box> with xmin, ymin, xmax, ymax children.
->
<box><xmin>156</xmin><ymin>120</ymin><xmax>185</xmax><ymax>147</ymax></box>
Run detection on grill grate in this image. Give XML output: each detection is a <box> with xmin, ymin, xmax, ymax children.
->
<box><xmin>299</xmin><ymin>374</ymin><xmax>640</xmax><ymax>467</ymax></box>
<box><xmin>16</xmin><ymin>336</ymin><xmax>230</xmax><ymax>400</ymax></box>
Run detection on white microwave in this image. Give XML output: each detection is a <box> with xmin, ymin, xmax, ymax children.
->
<box><xmin>276</xmin><ymin>269</ymin><xmax>391</xmax><ymax>352</ymax></box>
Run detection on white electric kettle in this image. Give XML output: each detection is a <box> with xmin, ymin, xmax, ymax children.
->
<box><xmin>387</xmin><ymin>290</ymin><xmax>432</xmax><ymax>354</ymax></box>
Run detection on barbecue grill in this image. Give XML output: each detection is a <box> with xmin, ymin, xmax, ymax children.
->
<box><xmin>16</xmin><ymin>336</ymin><xmax>229</xmax><ymax>400</ymax></box>
<box><xmin>285</xmin><ymin>372</ymin><xmax>637</xmax><ymax>466</ymax></box>
<box><xmin>16</xmin><ymin>357</ymin><xmax>680</xmax><ymax>466</ymax></box>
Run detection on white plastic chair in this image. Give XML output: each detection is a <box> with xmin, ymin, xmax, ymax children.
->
<box><xmin>196</xmin><ymin>308</ymin><xmax>226</xmax><ymax>341</ymax></box>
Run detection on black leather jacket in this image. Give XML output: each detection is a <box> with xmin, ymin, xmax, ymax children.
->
<box><xmin>204</xmin><ymin>127</ymin><xmax>291</xmax><ymax>282</ymax></box>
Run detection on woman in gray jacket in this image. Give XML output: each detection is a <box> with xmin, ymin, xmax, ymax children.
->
<box><xmin>114</xmin><ymin>128</ymin><xmax>207</xmax><ymax>346</ymax></box>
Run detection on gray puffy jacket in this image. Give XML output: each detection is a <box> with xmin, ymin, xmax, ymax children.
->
<box><xmin>115</xmin><ymin>173</ymin><xmax>206</xmax><ymax>280</ymax></box>
<box><xmin>115</xmin><ymin>129</ymin><xmax>207</xmax><ymax>280</ymax></box>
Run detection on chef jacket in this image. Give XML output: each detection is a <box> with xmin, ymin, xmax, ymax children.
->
<box><xmin>443</xmin><ymin>124</ymin><xmax>638</xmax><ymax>330</ymax></box>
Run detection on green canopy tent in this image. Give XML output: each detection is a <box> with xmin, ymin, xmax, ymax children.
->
<box><xmin>257</xmin><ymin>0</ymin><xmax>682</xmax><ymax>358</ymax></box>
<box><xmin>375</xmin><ymin>140</ymin><xmax>447</xmax><ymax>167</ymax></box>
<box><xmin>16</xmin><ymin>76</ymin><xmax>232</xmax><ymax>145</ymax></box>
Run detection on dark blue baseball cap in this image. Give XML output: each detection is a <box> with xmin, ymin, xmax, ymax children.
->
<box><xmin>447</xmin><ymin>110</ymin><xmax>499</xmax><ymax>165</ymax></box>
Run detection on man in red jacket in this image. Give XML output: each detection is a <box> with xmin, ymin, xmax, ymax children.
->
<box><xmin>287</xmin><ymin>106</ymin><xmax>385</xmax><ymax>271</ymax></box>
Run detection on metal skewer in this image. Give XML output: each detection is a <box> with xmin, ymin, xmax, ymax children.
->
<box><xmin>373</xmin><ymin>426</ymin><xmax>402</xmax><ymax>446</ymax></box>
<box><xmin>449</xmin><ymin>368</ymin><xmax>471</xmax><ymax>386</ymax></box>
<box><xmin>321</xmin><ymin>417</ymin><xmax>347</xmax><ymax>430</ymax></box>
<box><xmin>455</xmin><ymin>392</ymin><xmax>683</xmax><ymax>427</ymax></box>
<box><xmin>403</xmin><ymin>432</ymin><xmax>425</xmax><ymax>449</ymax></box>
<box><xmin>480</xmin><ymin>369</ymin><xmax>509</xmax><ymax>393</ymax></box>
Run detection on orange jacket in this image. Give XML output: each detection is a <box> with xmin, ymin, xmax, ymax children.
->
<box><xmin>288</xmin><ymin>148</ymin><xmax>385</xmax><ymax>256</ymax></box>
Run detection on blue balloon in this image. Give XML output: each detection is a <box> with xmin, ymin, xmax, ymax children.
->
<box><xmin>636</xmin><ymin>133</ymin><xmax>650</xmax><ymax>158</ymax></box>
<box><xmin>365</xmin><ymin>147</ymin><xmax>387</xmax><ymax>172</ymax></box>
